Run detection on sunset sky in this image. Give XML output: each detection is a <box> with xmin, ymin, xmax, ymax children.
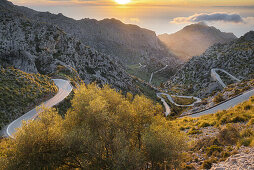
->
<box><xmin>11</xmin><ymin>0</ymin><xmax>254</xmax><ymax>37</ymax></box>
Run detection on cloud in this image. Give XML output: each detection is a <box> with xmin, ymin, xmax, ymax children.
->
<box><xmin>171</xmin><ymin>12</ymin><xmax>244</xmax><ymax>24</ymax></box>
<box><xmin>244</xmin><ymin>17</ymin><xmax>254</xmax><ymax>24</ymax></box>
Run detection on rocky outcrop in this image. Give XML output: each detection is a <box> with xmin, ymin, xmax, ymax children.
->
<box><xmin>5</xmin><ymin>0</ymin><xmax>180</xmax><ymax>77</ymax></box>
<box><xmin>158</xmin><ymin>23</ymin><xmax>237</xmax><ymax>61</ymax></box>
<box><xmin>0</xmin><ymin>3</ymin><xmax>137</xmax><ymax>93</ymax></box>
<box><xmin>212</xmin><ymin>147</ymin><xmax>254</xmax><ymax>170</ymax></box>
<box><xmin>165</xmin><ymin>31</ymin><xmax>254</xmax><ymax>97</ymax></box>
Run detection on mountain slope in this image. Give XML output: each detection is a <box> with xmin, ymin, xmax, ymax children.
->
<box><xmin>0</xmin><ymin>67</ymin><xmax>57</xmax><ymax>130</ymax></box>
<box><xmin>0</xmin><ymin>1</ymin><xmax>137</xmax><ymax>93</ymax></box>
<box><xmin>158</xmin><ymin>23</ymin><xmax>237</xmax><ymax>61</ymax></box>
<box><xmin>6</xmin><ymin>0</ymin><xmax>180</xmax><ymax>80</ymax></box>
<box><xmin>165</xmin><ymin>31</ymin><xmax>254</xmax><ymax>97</ymax></box>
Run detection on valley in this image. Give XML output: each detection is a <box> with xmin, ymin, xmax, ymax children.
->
<box><xmin>0</xmin><ymin>0</ymin><xmax>253</xmax><ymax>169</ymax></box>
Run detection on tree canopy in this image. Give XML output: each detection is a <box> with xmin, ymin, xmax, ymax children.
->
<box><xmin>0</xmin><ymin>84</ymin><xmax>186</xmax><ymax>169</ymax></box>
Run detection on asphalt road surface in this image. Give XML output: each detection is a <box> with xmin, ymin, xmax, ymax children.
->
<box><xmin>190</xmin><ymin>89</ymin><xmax>254</xmax><ymax>118</ymax></box>
<box><xmin>158</xmin><ymin>69</ymin><xmax>252</xmax><ymax>118</ymax></box>
<box><xmin>157</xmin><ymin>93</ymin><xmax>201</xmax><ymax>116</ymax></box>
<box><xmin>4</xmin><ymin>79</ymin><xmax>73</xmax><ymax>138</ymax></box>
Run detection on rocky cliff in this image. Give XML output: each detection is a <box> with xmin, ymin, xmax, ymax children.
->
<box><xmin>0</xmin><ymin>1</ymin><xmax>137</xmax><ymax>92</ymax></box>
<box><xmin>165</xmin><ymin>31</ymin><xmax>254</xmax><ymax>97</ymax></box>
<box><xmin>7</xmin><ymin>0</ymin><xmax>180</xmax><ymax>79</ymax></box>
<box><xmin>158</xmin><ymin>23</ymin><xmax>237</xmax><ymax>61</ymax></box>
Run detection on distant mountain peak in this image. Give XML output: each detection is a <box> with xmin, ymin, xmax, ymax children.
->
<box><xmin>196</xmin><ymin>21</ymin><xmax>208</xmax><ymax>26</ymax></box>
<box><xmin>240</xmin><ymin>31</ymin><xmax>254</xmax><ymax>41</ymax></box>
<box><xmin>158</xmin><ymin>23</ymin><xmax>237</xmax><ymax>60</ymax></box>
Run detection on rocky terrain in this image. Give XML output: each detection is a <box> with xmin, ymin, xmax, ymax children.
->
<box><xmin>183</xmin><ymin>79</ymin><xmax>254</xmax><ymax>115</ymax></box>
<box><xmin>0</xmin><ymin>1</ymin><xmax>137</xmax><ymax>93</ymax></box>
<box><xmin>158</xmin><ymin>23</ymin><xmax>237</xmax><ymax>61</ymax></box>
<box><xmin>212</xmin><ymin>147</ymin><xmax>254</xmax><ymax>170</ymax></box>
<box><xmin>171</xmin><ymin>95</ymin><xmax>254</xmax><ymax>169</ymax></box>
<box><xmin>2</xmin><ymin>0</ymin><xmax>180</xmax><ymax>81</ymax></box>
<box><xmin>165</xmin><ymin>31</ymin><xmax>254</xmax><ymax>97</ymax></box>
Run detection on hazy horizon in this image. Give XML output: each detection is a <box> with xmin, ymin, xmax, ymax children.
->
<box><xmin>11</xmin><ymin>0</ymin><xmax>254</xmax><ymax>37</ymax></box>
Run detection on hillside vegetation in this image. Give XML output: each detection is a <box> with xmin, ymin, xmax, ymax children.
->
<box><xmin>0</xmin><ymin>67</ymin><xmax>57</xmax><ymax>130</ymax></box>
<box><xmin>185</xmin><ymin>79</ymin><xmax>254</xmax><ymax>115</ymax></box>
<box><xmin>1</xmin><ymin>81</ymin><xmax>253</xmax><ymax>169</ymax></box>
<box><xmin>0</xmin><ymin>84</ymin><xmax>186</xmax><ymax>169</ymax></box>
<box><xmin>171</xmin><ymin>96</ymin><xmax>254</xmax><ymax>169</ymax></box>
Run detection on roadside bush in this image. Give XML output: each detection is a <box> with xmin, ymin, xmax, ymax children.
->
<box><xmin>213</xmin><ymin>93</ymin><xmax>224</xmax><ymax>104</ymax></box>
<box><xmin>217</xmin><ymin>125</ymin><xmax>240</xmax><ymax>145</ymax></box>
<box><xmin>230</xmin><ymin>116</ymin><xmax>248</xmax><ymax>123</ymax></box>
<box><xmin>244</xmin><ymin>104</ymin><xmax>252</xmax><ymax>110</ymax></box>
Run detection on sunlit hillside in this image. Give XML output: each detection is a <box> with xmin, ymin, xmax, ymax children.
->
<box><xmin>0</xmin><ymin>0</ymin><xmax>253</xmax><ymax>169</ymax></box>
<box><xmin>0</xmin><ymin>67</ymin><xmax>57</xmax><ymax>130</ymax></box>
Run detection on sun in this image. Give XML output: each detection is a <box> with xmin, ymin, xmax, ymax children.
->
<box><xmin>114</xmin><ymin>0</ymin><xmax>131</xmax><ymax>5</ymax></box>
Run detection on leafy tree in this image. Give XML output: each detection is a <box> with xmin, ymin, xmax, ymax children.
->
<box><xmin>0</xmin><ymin>84</ymin><xmax>187</xmax><ymax>169</ymax></box>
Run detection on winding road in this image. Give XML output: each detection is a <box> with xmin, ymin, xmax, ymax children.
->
<box><xmin>211</xmin><ymin>68</ymin><xmax>240</xmax><ymax>88</ymax></box>
<box><xmin>149</xmin><ymin>65</ymin><xmax>168</xmax><ymax>84</ymax></box>
<box><xmin>3</xmin><ymin>79</ymin><xmax>73</xmax><ymax>138</ymax></box>
<box><xmin>190</xmin><ymin>89</ymin><xmax>254</xmax><ymax>117</ymax></box>
<box><xmin>157</xmin><ymin>93</ymin><xmax>201</xmax><ymax>116</ymax></box>
<box><xmin>2</xmin><ymin>68</ymin><xmax>250</xmax><ymax>138</ymax></box>
<box><xmin>157</xmin><ymin>68</ymin><xmax>249</xmax><ymax>117</ymax></box>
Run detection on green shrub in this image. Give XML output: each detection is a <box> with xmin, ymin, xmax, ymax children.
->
<box><xmin>199</xmin><ymin>122</ymin><xmax>210</xmax><ymax>128</ymax></box>
<box><xmin>230</xmin><ymin>116</ymin><xmax>248</xmax><ymax>123</ymax></box>
<box><xmin>179</xmin><ymin>126</ymin><xmax>190</xmax><ymax>131</ymax></box>
<box><xmin>244</xmin><ymin>104</ymin><xmax>252</xmax><ymax>110</ymax></box>
<box><xmin>206</xmin><ymin>145</ymin><xmax>223</xmax><ymax>156</ymax></box>
<box><xmin>188</xmin><ymin>128</ymin><xmax>202</xmax><ymax>135</ymax></box>
<box><xmin>0</xmin><ymin>67</ymin><xmax>57</xmax><ymax>130</ymax></box>
<box><xmin>221</xmin><ymin>151</ymin><xmax>231</xmax><ymax>158</ymax></box>
<box><xmin>218</xmin><ymin>116</ymin><xmax>228</xmax><ymax>125</ymax></box>
<box><xmin>213</xmin><ymin>93</ymin><xmax>224</xmax><ymax>104</ymax></box>
<box><xmin>217</xmin><ymin>125</ymin><xmax>240</xmax><ymax>145</ymax></box>
<box><xmin>241</xmin><ymin>128</ymin><xmax>253</xmax><ymax>138</ymax></box>
<box><xmin>0</xmin><ymin>84</ymin><xmax>187</xmax><ymax>169</ymax></box>
<box><xmin>202</xmin><ymin>158</ymin><xmax>216</xmax><ymax>169</ymax></box>
<box><xmin>181</xmin><ymin>163</ymin><xmax>195</xmax><ymax>169</ymax></box>
<box><xmin>239</xmin><ymin>138</ymin><xmax>252</xmax><ymax>147</ymax></box>
<box><xmin>247</xmin><ymin>118</ymin><xmax>254</xmax><ymax>126</ymax></box>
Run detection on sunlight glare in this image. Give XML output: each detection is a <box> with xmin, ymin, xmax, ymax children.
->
<box><xmin>114</xmin><ymin>0</ymin><xmax>131</xmax><ymax>5</ymax></box>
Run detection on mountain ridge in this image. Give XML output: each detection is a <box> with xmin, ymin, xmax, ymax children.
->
<box><xmin>8</xmin><ymin>0</ymin><xmax>180</xmax><ymax>77</ymax></box>
<box><xmin>165</xmin><ymin>31</ymin><xmax>254</xmax><ymax>97</ymax></box>
<box><xmin>0</xmin><ymin>1</ymin><xmax>137</xmax><ymax>93</ymax></box>
<box><xmin>158</xmin><ymin>23</ymin><xmax>237</xmax><ymax>61</ymax></box>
